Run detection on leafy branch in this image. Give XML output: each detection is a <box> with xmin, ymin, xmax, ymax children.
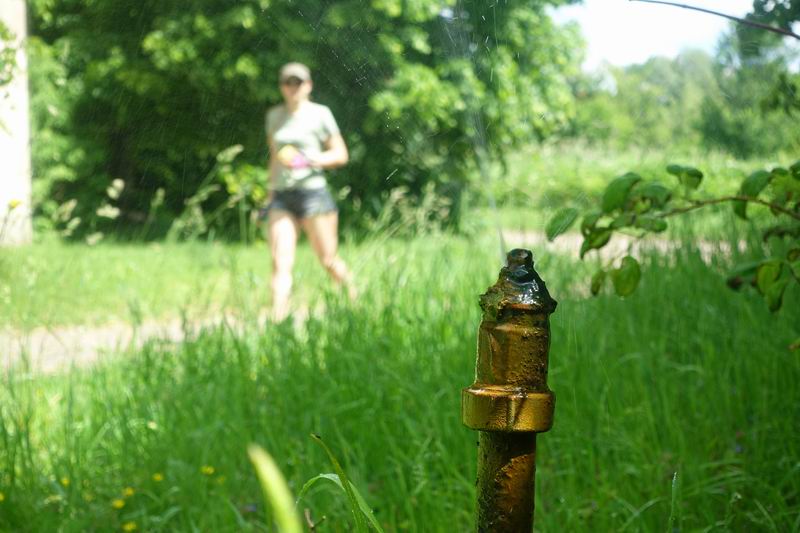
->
<box><xmin>547</xmin><ymin>160</ymin><xmax>800</xmax><ymax>347</ymax></box>
<box><xmin>660</xmin><ymin>195</ymin><xmax>800</xmax><ymax>222</ymax></box>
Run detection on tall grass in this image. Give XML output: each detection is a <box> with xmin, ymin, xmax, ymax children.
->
<box><xmin>1</xmin><ymin>147</ymin><xmax>790</xmax><ymax>330</ymax></box>
<box><xmin>1</xmin><ymin>233</ymin><xmax>798</xmax><ymax>531</ymax></box>
<box><xmin>0</xmin><ymin>239</ymin><xmax>328</xmax><ymax>330</ymax></box>
<box><xmin>491</xmin><ymin>142</ymin><xmax>798</xmax><ymax>233</ymax></box>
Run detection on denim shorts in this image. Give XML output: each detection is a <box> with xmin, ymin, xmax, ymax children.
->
<box><xmin>259</xmin><ymin>187</ymin><xmax>338</xmax><ymax>220</ymax></box>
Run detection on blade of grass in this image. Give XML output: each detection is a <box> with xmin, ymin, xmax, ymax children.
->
<box><xmin>247</xmin><ymin>444</ymin><xmax>303</xmax><ymax>533</ymax></box>
<box><xmin>297</xmin><ymin>473</ymin><xmax>385</xmax><ymax>533</ymax></box>
<box><xmin>667</xmin><ymin>471</ymin><xmax>682</xmax><ymax>533</ymax></box>
<box><xmin>311</xmin><ymin>434</ymin><xmax>370</xmax><ymax>532</ymax></box>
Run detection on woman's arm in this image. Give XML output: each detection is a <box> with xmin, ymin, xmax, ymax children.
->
<box><xmin>308</xmin><ymin>134</ymin><xmax>349</xmax><ymax>170</ymax></box>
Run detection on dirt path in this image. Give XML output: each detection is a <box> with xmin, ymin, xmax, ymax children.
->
<box><xmin>2</xmin><ymin>317</ymin><xmax>208</xmax><ymax>374</ymax></box>
<box><xmin>1</xmin><ymin>231</ymin><xmax>736</xmax><ymax>375</ymax></box>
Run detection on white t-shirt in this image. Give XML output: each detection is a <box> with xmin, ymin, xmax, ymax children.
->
<box><xmin>266</xmin><ymin>102</ymin><xmax>341</xmax><ymax>190</ymax></box>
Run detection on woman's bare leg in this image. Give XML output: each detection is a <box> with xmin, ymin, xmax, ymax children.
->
<box><xmin>301</xmin><ymin>212</ymin><xmax>355</xmax><ymax>297</ymax></box>
<box><xmin>268</xmin><ymin>209</ymin><xmax>299</xmax><ymax>320</ymax></box>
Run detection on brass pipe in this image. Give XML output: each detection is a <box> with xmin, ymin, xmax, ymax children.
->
<box><xmin>462</xmin><ymin>249</ymin><xmax>557</xmax><ymax>532</ymax></box>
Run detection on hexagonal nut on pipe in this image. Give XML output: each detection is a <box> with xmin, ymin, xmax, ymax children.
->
<box><xmin>462</xmin><ymin>249</ymin><xmax>557</xmax><ymax>434</ymax></box>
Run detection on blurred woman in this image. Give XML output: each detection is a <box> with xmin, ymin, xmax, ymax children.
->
<box><xmin>264</xmin><ymin>62</ymin><xmax>354</xmax><ymax>320</ymax></box>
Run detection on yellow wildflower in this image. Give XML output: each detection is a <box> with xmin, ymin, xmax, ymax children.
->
<box><xmin>122</xmin><ymin>521</ymin><xmax>137</xmax><ymax>532</ymax></box>
<box><xmin>200</xmin><ymin>465</ymin><xmax>215</xmax><ymax>476</ymax></box>
<box><xmin>146</xmin><ymin>421</ymin><xmax>158</xmax><ymax>430</ymax></box>
<box><xmin>0</xmin><ymin>491</ymin><xmax>5</xmax><ymax>502</ymax></box>
<box><xmin>60</xmin><ymin>477</ymin><xmax>70</xmax><ymax>487</ymax></box>
<box><xmin>122</xmin><ymin>487</ymin><xmax>135</xmax><ymax>498</ymax></box>
<box><xmin>7</xmin><ymin>199</ymin><xmax>21</xmax><ymax>210</ymax></box>
<box><xmin>152</xmin><ymin>472</ymin><xmax>164</xmax><ymax>482</ymax></box>
<box><xmin>112</xmin><ymin>498</ymin><xmax>125</xmax><ymax>509</ymax></box>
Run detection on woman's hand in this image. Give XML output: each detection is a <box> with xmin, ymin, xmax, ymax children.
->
<box><xmin>307</xmin><ymin>134</ymin><xmax>349</xmax><ymax>170</ymax></box>
<box><xmin>277</xmin><ymin>145</ymin><xmax>310</xmax><ymax>168</ymax></box>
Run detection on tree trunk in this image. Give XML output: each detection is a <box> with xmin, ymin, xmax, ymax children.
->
<box><xmin>0</xmin><ymin>0</ymin><xmax>32</xmax><ymax>245</ymax></box>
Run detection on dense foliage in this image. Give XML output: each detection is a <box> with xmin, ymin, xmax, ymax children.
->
<box><xmin>570</xmin><ymin>45</ymin><xmax>800</xmax><ymax>157</ymax></box>
<box><xmin>26</xmin><ymin>0</ymin><xmax>582</xmax><ymax>237</ymax></box>
<box><xmin>567</xmin><ymin>0</ymin><xmax>800</xmax><ymax>157</ymax></box>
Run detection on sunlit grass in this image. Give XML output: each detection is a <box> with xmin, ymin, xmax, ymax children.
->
<box><xmin>2</xmin><ymin>146</ymin><xmax>788</xmax><ymax>330</ymax></box>
<box><xmin>492</xmin><ymin>142</ymin><xmax>797</xmax><ymax>233</ymax></box>
<box><xmin>1</xmin><ymin>230</ymin><xmax>798</xmax><ymax>531</ymax></box>
<box><xmin>0</xmin><ymin>238</ymin><xmax>333</xmax><ymax>330</ymax></box>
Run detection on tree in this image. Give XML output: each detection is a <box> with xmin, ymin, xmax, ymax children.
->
<box><xmin>569</xmin><ymin>50</ymin><xmax>717</xmax><ymax>151</ymax></box>
<box><xmin>28</xmin><ymin>0</ymin><xmax>583</xmax><ymax>238</ymax></box>
<box><xmin>697</xmin><ymin>31</ymin><xmax>800</xmax><ymax>157</ymax></box>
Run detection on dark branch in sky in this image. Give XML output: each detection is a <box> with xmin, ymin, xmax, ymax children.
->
<box><xmin>630</xmin><ymin>0</ymin><xmax>800</xmax><ymax>41</ymax></box>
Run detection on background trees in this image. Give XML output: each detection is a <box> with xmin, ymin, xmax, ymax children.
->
<box><xmin>20</xmin><ymin>0</ymin><xmax>800</xmax><ymax>239</ymax></box>
<box><xmin>26</xmin><ymin>0</ymin><xmax>583</xmax><ymax>237</ymax></box>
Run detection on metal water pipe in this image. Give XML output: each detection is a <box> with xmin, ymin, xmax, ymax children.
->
<box><xmin>462</xmin><ymin>249</ymin><xmax>557</xmax><ymax>532</ymax></box>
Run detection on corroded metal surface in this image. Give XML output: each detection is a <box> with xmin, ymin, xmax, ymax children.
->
<box><xmin>462</xmin><ymin>249</ymin><xmax>557</xmax><ymax>533</ymax></box>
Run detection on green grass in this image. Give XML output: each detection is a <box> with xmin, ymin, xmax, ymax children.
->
<box><xmin>0</xmin><ymin>238</ymin><xmax>343</xmax><ymax>330</ymax></box>
<box><xmin>2</xmin><ymin>146</ymin><xmax>792</xmax><ymax>330</ymax></box>
<box><xmin>1</xmin><ymin>232</ymin><xmax>798</xmax><ymax>531</ymax></box>
<box><xmin>490</xmin><ymin>142</ymin><xmax>798</xmax><ymax>233</ymax></box>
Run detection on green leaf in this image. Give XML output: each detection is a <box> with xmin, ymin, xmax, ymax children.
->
<box><xmin>756</xmin><ymin>260</ymin><xmax>782</xmax><ymax>295</ymax></box>
<box><xmin>601</xmin><ymin>172</ymin><xmax>641</xmax><ymax>213</ymax></box>
<box><xmin>726</xmin><ymin>260</ymin><xmax>762</xmax><ymax>289</ymax></box>
<box><xmin>682</xmin><ymin>167</ymin><xmax>703</xmax><ymax>189</ymax></box>
<box><xmin>638</xmin><ymin>181</ymin><xmax>672</xmax><ymax>208</ymax></box>
<box><xmin>247</xmin><ymin>445</ymin><xmax>303</xmax><ymax>533</ymax></box>
<box><xmin>790</xmin><ymin>160</ymin><xmax>800</xmax><ymax>180</ymax></box>
<box><xmin>733</xmin><ymin>199</ymin><xmax>748</xmax><ymax>220</ymax></box>
<box><xmin>789</xmin><ymin>259</ymin><xmax>800</xmax><ymax>280</ymax></box>
<box><xmin>311</xmin><ymin>435</ymin><xmax>370</xmax><ymax>533</ymax></box>
<box><xmin>296</xmin><ymin>473</ymin><xmax>341</xmax><ymax>503</ymax></box>
<box><xmin>665</xmin><ymin>164</ymin><xmax>683</xmax><ymax>177</ymax></box>
<box><xmin>634</xmin><ymin>215</ymin><xmax>668</xmax><ymax>233</ymax></box>
<box><xmin>733</xmin><ymin>169</ymin><xmax>771</xmax><ymax>220</ymax></box>
<box><xmin>580</xmin><ymin>228</ymin><xmax>613</xmax><ymax>258</ymax></box>
<box><xmin>667</xmin><ymin>164</ymin><xmax>703</xmax><ymax>190</ymax></box>
<box><xmin>765</xmin><ymin>277</ymin><xmax>789</xmax><ymax>312</ymax></box>
<box><xmin>581</xmin><ymin>210</ymin><xmax>603</xmax><ymax>236</ymax></box>
<box><xmin>590</xmin><ymin>269</ymin><xmax>606</xmax><ymax>296</ymax></box>
<box><xmin>741</xmin><ymin>169</ymin><xmax>772</xmax><ymax>197</ymax></box>
<box><xmin>611</xmin><ymin>256</ymin><xmax>641</xmax><ymax>297</ymax></box>
<box><xmin>771</xmin><ymin>167</ymin><xmax>790</xmax><ymax>180</ymax></box>
<box><xmin>610</xmin><ymin>213</ymin><xmax>635</xmax><ymax>229</ymax></box>
<box><xmin>296</xmin><ymin>474</ymin><xmax>385</xmax><ymax>533</ymax></box>
<box><xmin>546</xmin><ymin>207</ymin><xmax>578</xmax><ymax>241</ymax></box>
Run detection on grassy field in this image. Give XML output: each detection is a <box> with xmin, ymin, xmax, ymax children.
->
<box><xmin>491</xmin><ymin>143</ymin><xmax>798</xmax><ymax>234</ymax></box>
<box><xmin>1</xmin><ymin>230</ymin><xmax>798</xmax><ymax>531</ymax></box>
<box><xmin>1</xmin><ymin>146</ymin><xmax>798</xmax><ymax>530</ymax></box>
<box><xmin>2</xmin><ymin>145</ymin><xmax>794</xmax><ymax>331</ymax></box>
<box><xmin>0</xmin><ymin>240</ymin><xmax>277</xmax><ymax>330</ymax></box>
<box><xmin>0</xmin><ymin>236</ymin><xmax>409</xmax><ymax>330</ymax></box>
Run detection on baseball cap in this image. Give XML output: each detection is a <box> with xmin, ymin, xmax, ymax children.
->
<box><xmin>279</xmin><ymin>62</ymin><xmax>311</xmax><ymax>82</ymax></box>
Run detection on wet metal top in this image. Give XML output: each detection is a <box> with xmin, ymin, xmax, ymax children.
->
<box><xmin>479</xmin><ymin>249</ymin><xmax>557</xmax><ymax>319</ymax></box>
